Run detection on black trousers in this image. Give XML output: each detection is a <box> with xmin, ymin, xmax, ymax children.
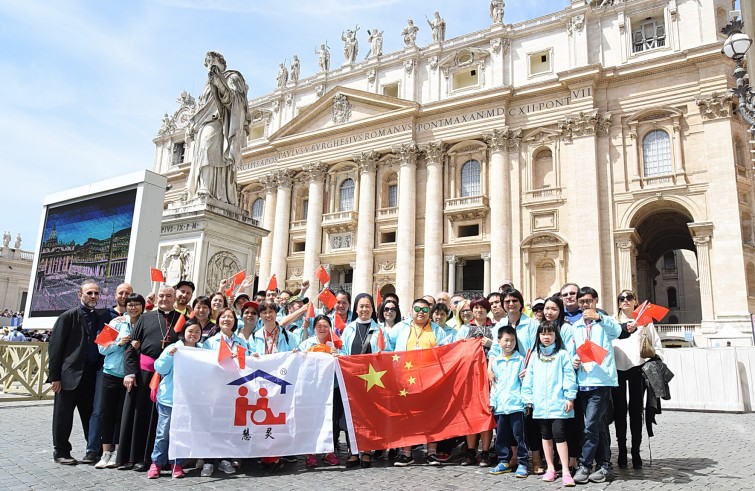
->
<box><xmin>52</xmin><ymin>368</ymin><xmax>97</xmax><ymax>457</ymax></box>
<box><xmin>612</xmin><ymin>366</ymin><xmax>644</xmax><ymax>450</ymax></box>
<box><xmin>115</xmin><ymin>369</ymin><xmax>157</xmax><ymax>465</ymax></box>
<box><xmin>566</xmin><ymin>395</ymin><xmax>585</xmax><ymax>459</ymax></box>
<box><xmin>99</xmin><ymin>373</ymin><xmax>126</xmax><ymax>446</ymax></box>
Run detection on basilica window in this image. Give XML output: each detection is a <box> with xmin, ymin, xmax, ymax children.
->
<box><xmin>460</xmin><ymin>160</ymin><xmax>481</xmax><ymax>197</ymax></box>
<box><xmin>339</xmin><ymin>178</ymin><xmax>355</xmax><ymax>211</ymax></box>
<box><xmin>172</xmin><ymin>142</ymin><xmax>185</xmax><ymax>166</ymax></box>
<box><xmin>666</xmin><ymin>287</ymin><xmax>677</xmax><ymax>308</ymax></box>
<box><xmin>383</xmin><ymin>83</ymin><xmax>400</xmax><ymax>98</ymax></box>
<box><xmin>632</xmin><ymin>17</ymin><xmax>665</xmax><ymax>53</ymax></box>
<box><xmin>528</xmin><ymin>49</ymin><xmax>551</xmax><ymax>76</ymax></box>
<box><xmin>302</xmin><ymin>199</ymin><xmax>309</xmax><ymax>220</ymax></box>
<box><xmin>387</xmin><ymin>184</ymin><xmax>398</xmax><ymax>208</ymax></box>
<box><xmin>251</xmin><ymin>198</ymin><xmax>264</xmax><ymax>223</ymax></box>
<box><xmin>532</xmin><ymin>148</ymin><xmax>554</xmax><ymax>189</ymax></box>
<box><xmin>642</xmin><ymin>130</ymin><xmax>672</xmax><ymax>176</ymax></box>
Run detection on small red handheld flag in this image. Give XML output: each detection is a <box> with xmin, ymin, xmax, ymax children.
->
<box><xmin>330</xmin><ymin>326</ymin><xmax>343</xmax><ymax>349</ymax></box>
<box><xmin>236</xmin><ymin>346</ymin><xmax>246</xmax><ymax>369</ymax></box>
<box><xmin>267</xmin><ymin>274</ymin><xmax>278</xmax><ymax>291</ymax></box>
<box><xmin>306</xmin><ymin>301</ymin><xmax>315</xmax><ymax>319</ymax></box>
<box><xmin>375</xmin><ymin>289</ymin><xmax>383</xmax><ymax>307</ymax></box>
<box><xmin>94</xmin><ymin>324</ymin><xmax>119</xmax><ymax>347</ymax></box>
<box><xmin>150</xmin><ymin>268</ymin><xmax>165</xmax><ymax>283</ymax></box>
<box><xmin>376</xmin><ymin>326</ymin><xmax>386</xmax><ymax>352</ymax></box>
<box><xmin>315</xmin><ymin>265</ymin><xmax>330</xmax><ymax>285</ymax></box>
<box><xmin>319</xmin><ymin>289</ymin><xmax>337</xmax><ymax>310</ymax></box>
<box><xmin>334</xmin><ymin>313</ymin><xmax>346</xmax><ymax>334</ymax></box>
<box><xmin>576</xmin><ymin>339</ymin><xmax>608</xmax><ymax>365</ymax></box>
<box><xmin>218</xmin><ymin>339</ymin><xmax>233</xmax><ymax>364</ymax></box>
<box><xmin>174</xmin><ymin>314</ymin><xmax>186</xmax><ymax>333</ymax></box>
<box><xmin>633</xmin><ymin>301</ymin><xmax>669</xmax><ymax>326</ymax></box>
<box><xmin>225</xmin><ymin>286</ymin><xmax>235</xmax><ymax>298</ymax></box>
<box><xmin>149</xmin><ymin>372</ymin><xmax>161</xmax><ymax>403</ymax></box>
<box><xmin>233</xmin><ymin>269</ymin><xmax>246</xmax><ymax>286</ymax></box>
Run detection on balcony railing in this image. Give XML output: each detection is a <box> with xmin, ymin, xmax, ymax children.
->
<box><xmin>655</xmin><ymin>323</ymin><xmax>700</xmax><ymax>338</ymax></box>
<box><xmin>444</xmin><ymin>195</ymin><xmax>489</xmax><ymax>221</ymax></box>
<box><xmin>376</xmin><ymin>207</ymin><xmax>399</xmax><ymax>221</ymax></box>
<box><xmin>321</xmin><ymin>211</ymin><xmax>358</xmax><ymax>233</ymax></box>
<box><xmin>290</xmin><ymin>219</ymin><xmax>307</xmax><ymax>231</ymax></box>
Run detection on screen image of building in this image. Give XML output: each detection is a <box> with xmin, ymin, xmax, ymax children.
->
<box><xmin>153</xmin><ymin>0</ymin><xmax>754</xmax><ymax>337</ymax></box>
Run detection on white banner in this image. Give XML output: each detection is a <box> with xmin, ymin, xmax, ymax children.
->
<box><xmin>169</xmin><ymin>348</ymin><xmax>335</xmax><ymax>458</ymax></box>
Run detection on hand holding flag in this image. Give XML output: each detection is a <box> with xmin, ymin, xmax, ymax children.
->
<box><xmin>94</xmin><ymin>324</ymin><xmax>119</xmax><ymax>348</ymax></box>
<box><xmin>632</xmin><ymin>301</ymin><xmax>669</xmax><ymax>326</ymax></box>
<box><xmin>150</xmin><ymin>268</ymin><xmax>165</xmax><ymax>283</ymax></box>
<box><xmin>315</xmin><ymin>265</ymin><xmax>330</xmax><ymax>285</ymax></box>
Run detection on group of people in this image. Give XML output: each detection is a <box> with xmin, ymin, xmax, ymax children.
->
<box><xmin>47</xmin><ymin>276</ymin><xmax>664</xmax><ymax>485</ymax></box>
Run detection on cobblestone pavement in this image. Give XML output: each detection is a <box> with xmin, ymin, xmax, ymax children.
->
<box><xmin>0</xmin><ymin>400</ymin><xmax>752</xmax><ymax>490</ymax></box>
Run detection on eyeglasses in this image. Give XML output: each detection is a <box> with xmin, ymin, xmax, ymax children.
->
<box><xmin>618</xmin><ymin>295</ymin><xmax>635</xmax><ymax>302</ymax></box>
<box><xmin>383</xmin><ymin>307</ymin><xmax>397</xmax><ymax>312</ymax></box>
<box><xmin>504</xmin><ymin>299</ymin><xmax>520</xmax><ymax>304</ymax></box>
<box><xmin>562</xmin><ymin>291</ymin><xmax>577</xmax><ymax>297</ymax></box>
<box><xmin>126</xmin><ymin>303</ymin><xmax>142</xmax><ymax>308</ymax></box>
<box><xmin>413</xmin><ymin>306</ymin><xmax>429</xmax><ymax>313</ymax></box>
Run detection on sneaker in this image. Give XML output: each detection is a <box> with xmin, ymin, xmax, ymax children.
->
<box><xmin>588</xmin><ymin>466</ymin><xmax>613</xmax><ymax>483</ymax></box>
<box><xmin>172</xmin><ymin>464</ymin><xmax>185</xmax><ymax>478</ymax></box>
<box><xmin>200</xmin><ymin>463</ymin><xmax>214</xmax><ymax>477</ymax></box>
<box><xmin>306</xmin><ymin>455</ymin><xmax>317</xmax><ymax>468</ymax></box>
<box><xmin>515</xmin><ymin>464</ymin><xmax>529</xmax><ymax>478</ymax></box>
<box><xmin>460</xmin><ymin>449</ymin><xmax>477</xmax><ymax>466</ymax></box>
<box><xmin>394</xmin><ymin>454</ymin><xmax>414</xmax><ymax>467</ymax></box>
<box><xmin>147</xmin><ymin>463</ymin><xmax>160</xmax><ymax>479</ymax></box>
<box><xmin>323</xmin><ymin>453</ymin><xmax>339</xmax><ymax>466</ymax></box>
<box><xmin>572</xmin><ymin>466</ymin><xmax>591</xmax><ymax>484</ymax></box>
<box><xmin>436</xmin><ymin>452</ymin><xmax>451</xmax><ymax>463</ymax></box>
<box><xmin>94</xmin><ymin>451</ymin><xmax>112</xmax><ymax>469</ymax></box>
<box><xmin>563</xmin><ymin>473</ymin><xmax>576</xmax><ymax>487</ymax></box>
<box><xmin>218</xmin><ymin>459</ymin><xmax>236</xmax><ymax>474</ymax></box>
<box><xmin>81</xmin><ymin>452</ymin><xmax>100</xmax><ymax>464</ymax></box>
<box><xmin>542</xmin><ymin>469</ymin><xmax>557</xmax><ymax>482</ymax></box>
<box><xmin>387</xmin><ymin>448</ymin><xmax>398</xmax><ymax>459</ymax></box>
<box><xmin>478</xmin><ymin>450</ymin><xmax>490</xmax><ymax>467</ymax></box>
<box><xmin>426</xmin><ymin>454</ymin><xmax>442</xmax><ymax>466</ymax></box>
<box><xmin>489</xmin><ymin>462</ymin><xmax>512</xmax><ymax>475</ymax></box>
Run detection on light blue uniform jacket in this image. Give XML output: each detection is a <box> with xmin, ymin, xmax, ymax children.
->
<box><xmin>522</xmin><ymin>346</ymin><xmax>578</xmax><ymax>419</ymax></box>
<box><xmin>489</xmin><ymin>350</ymin><xmax>526</xmax><ymax>415</ymax></box>
<box><xmin>493</xmin><ymin>314</ymin><xmax>533</xmax><ymax>356</ymax></box>
<box><xmin>98</xmin><ymin>320</ymin><xmax>132</xmax><ymax>378</ymax></box>
<box><xmin>248</xmin><ymin>325</ymin><xmax>295</xmax><ymax>354</ymax></box>
<box><xmin>388</xmin><ymin>320</ymin><xmax>450</xmax><ymax>352</ymax></box>
<box><xmin>569</xmin><ymin>315</ymin><xmax>621</xmax><ymax>387</ymax></box>
<box><xmin>203</xmin><ymin>331</ymin><xmax>249</xmax><ymax>352</ymax></box>
<box><xmin>154</xmin><ymin>340</ymin><xmax>203</xmax><ymax>407</ymax></box>
<box><xmin>339</xmin><ymin>319</ymin><xmax>392</xmax><ymax>355</ymax></box>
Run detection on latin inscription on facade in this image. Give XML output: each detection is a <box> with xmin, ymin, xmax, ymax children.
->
<box><xmin>161</xmin><ymin>222</ymin><xmax>201</xmax><ymax>234</ymax></box>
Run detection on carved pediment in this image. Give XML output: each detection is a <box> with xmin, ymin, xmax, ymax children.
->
<box><xmin>438</xmin><ymin>47</ymin><xmax>490</xmax><ymax>73</ymax></box>
<box><xmin>523</xmin><ymin>127</ymin><xmax>562</xmax><ymax>144</ymax></box>
<box><xmin>267</xmin><ymin>86</ymin><xmax>419</xmax><ymax>142</ymax></box>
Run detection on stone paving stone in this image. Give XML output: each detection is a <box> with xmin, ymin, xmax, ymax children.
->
<box><xmin>1</xmin><ymin>402</ymin><xmax>754</xmax><ymax>490</ymax></box>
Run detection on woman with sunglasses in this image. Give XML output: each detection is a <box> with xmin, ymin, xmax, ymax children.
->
<box><xmin>612</xmin><ymin>290</ymin><xmax>663</xmax><ymax>469</ymax></box>
<box><xmin>377</xmin><ymin>299</ymin><xmax>402</xmax><ymax>333</ymax></box>
<box><xmin>238</xmin><ymin>301</ymin><xmax>259</xmax><ymax>341</ymax></box>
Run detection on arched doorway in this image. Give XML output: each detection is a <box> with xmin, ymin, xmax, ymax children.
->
<box><xmin>631</xmin><ymin>205</ymin><xmax>701</xmax><ymax>324</ymax></box>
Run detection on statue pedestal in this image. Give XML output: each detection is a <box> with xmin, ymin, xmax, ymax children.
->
<box><xmin>159</xmin><ymin>196</ymin><xmax>269</xmax><ymax>296</ymax></box>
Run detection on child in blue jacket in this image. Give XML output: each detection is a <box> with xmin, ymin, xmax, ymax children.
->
<box><xmin>522</xmin><ymin>320</ymin><xmax>578</xmax><ymax>487</ymax></box>
<box><xmin>488</xmin><ymin>325</ymin><xmax>529</xmax><ymax>478</ymax></box>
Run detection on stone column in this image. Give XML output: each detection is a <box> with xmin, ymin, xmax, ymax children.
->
<box><xmin>302</xmin><ymin>162</ymin><xmax>327</xmax><ymax>285</ymax></box>
<box><xmin>481</xmin><ymin>252</ymin><xmax>491</xmax><ymax>294</ymax></box>
<box><xmin>394</xmin><ymin>143</ymin><xmax>417</xmax><ymax>305</ymax></box>
<box><xmin>484</xmin><ymin>128</ymin><xmax>513</xmax><ymax>287</ymax></box>
<box><xmin>269</xmin><ymin>170</ymin><xmax>293</xmax><ymax>285</ymax></box>
<box><xmin>689</xmin><ymin>223</ymin><xmax>715</xmax><ymax>333</ymax></box>
<box><xmin>446</xmin><ymin>255</ymin><xmax>457</xmax><ymax>293</ymax></box>
<box><xmin>456</xmin><ymin>258</ymin><xmax>466</xmax><ymax>292</ymax></box>
<box><xmin>614</xmin><ymin>228</ymin><xmax>640</xmax><ymax>293</ymax></box>
<box><xmin>420</xmin><ymin>141</ymin><xmax>445</xmax><ymax>296</ymax></box>
<box><xmin>352</xmin><ymin>151</ymin><xmax>379</xmax><ymax>296</ymax></box>
<box><xmin>257</xmin><ymin>173</ymin><xmax>277</xmax><ymax>285</ymax></box>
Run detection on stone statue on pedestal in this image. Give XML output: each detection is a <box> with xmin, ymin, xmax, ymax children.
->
<box><xmin>427</xmin><ymin>11</ymin><xmax>446</xmax><ymax>43</ymax></box>
<box><xmin>162</xmin><ymin>244</ymin><xmax>192</xmax><ymax>286</ymax></box>
<box><xmin>2</xmin><ymin>231</ymin><xmax>10</xmax><ymax>248</ymax></box>
<box><xmin>276</xmin><ymin>62</ymin><xmax>289</xmax><ymax>88</ymax></box>
<box><xmin>341</xmin><ymin>26</ymin><xmax>360</xmax><ymax>64</ymax></box>
<box><xmin>316</xmin><ymin>43</ymin><xmax>330</xmax><ymax>72</ymax></box>
<box><xmin>186</xmin><ymin>51</ymin><xmax>250</xmax><ymax>206</ymax></box>
<box><xmin>401</xmin><ymin>20</ymin><xmax>419</xmax><ymax>47</ymax></box>
<box><xmin>366</xmin><ymin>29</ymin><xmax>383</xmax><ymax>59</ymax></box>
<box><xmin>14</xmin><ymin>234</ymin><xmax>21</xmax><ymax>250</ymax></box>
<box><xmin>490</xmin><ymin>1</ymin><xmax>505</xmax><ymax>24</ymax></box>
<box><xmin>290</xmin><ymin>55</ymin><xmax>300</xmax><ymax>83</ymax></box>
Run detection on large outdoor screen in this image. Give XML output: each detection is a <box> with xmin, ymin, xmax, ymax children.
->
<box><xmin>29</xmin><ymin>189</ymin><xmax>137</xmax><ymax>318</ymax></box>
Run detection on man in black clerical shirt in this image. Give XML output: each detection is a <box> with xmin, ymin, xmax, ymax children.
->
<box><xmin>48</xmin><ymin>280</ymin><xmax>105</xmax><ymax>465</ymax></box>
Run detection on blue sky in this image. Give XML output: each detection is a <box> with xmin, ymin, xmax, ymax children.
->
<box><xmin>1</xmin><ymin>0</ymin><xmax>571</xmax><ymax>250</ymax></box>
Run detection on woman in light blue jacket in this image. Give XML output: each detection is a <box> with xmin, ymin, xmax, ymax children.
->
<box><xmin>249</xmin><ymin>301</ymin><xmax>296</xmax><ymax>355</ymax></box>
<box><xmin>522</xmin><ymin>320</ymin><xmax>578</xmax><ymax>486</ymax></box>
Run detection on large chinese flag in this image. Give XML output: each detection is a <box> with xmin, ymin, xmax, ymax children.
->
<box><xmin>337</xmin><ymin>339</ymin><xmax>495</xmax><ymax>451</ymax></box>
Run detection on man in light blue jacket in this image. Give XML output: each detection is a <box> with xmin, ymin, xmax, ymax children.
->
<box><xmin>570</xmin><ymin>287</ymin><xmax>620</xmax><ymax>485</ymax></box>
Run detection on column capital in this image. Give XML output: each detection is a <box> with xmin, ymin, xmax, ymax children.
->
<box><xmin>480</xmin><ymin>252</ymin><xmax>491</xmax><ymax>261</ymax></box>
<box><xmin>391</xmin><ymin>142</ymin><xmax>417</xmax><ymax>167</ymax></box>
<box><xmin>302</xmin><ymin>161</ymin><xmax>328</xmax><ymax>181</ymax></box>
<box><xmin>419</xmin><ymin>141</ymin><xmax>446</xmax><ymax>164</ymax></box>
<box><xmin>444</xmin><ymin>255</ymin><xmax>457</xmax><ymax>264</ymax></box>
<box><xmin>688</xmin><ymin>221</ymin><xmax>714</xmax><ymax>242</ymax></box>
<box><xmin>274</xmin><ymin>169</ymin><xmax>294</xmax><ymax>189</ymax></box>
<box><xmin>260</xmin><ymin>173</ymin><xmax>278</xmax><ymax>193</ymax></box>
<box><xmin>483</xmin><ymin>127</ymin><xmax>522</xmax><ymax>152</ymax></box>
<box><xmin>353</xmin><ymin>150</ymin><xmax>379</xmax><ymax>174</ymax></box>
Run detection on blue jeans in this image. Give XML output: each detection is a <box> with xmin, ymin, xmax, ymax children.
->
<box><xmin>151</xmin><ymin>403</ymin><xmax>183</xmax><ymax>466</ymax></box>
<box><xmin>578</xmin><ymin>387</ymin><xmax>612</xmax><ymax>469</ymax></box>
<box><xmin>495</xmin><ymin>412</ymin><xmax>528</xmax><ymax>465</ymax></box>
<box><xmin>86</xmin><ymin>369</ymin><xmax>103</xmax><ymax>454</ymax></box>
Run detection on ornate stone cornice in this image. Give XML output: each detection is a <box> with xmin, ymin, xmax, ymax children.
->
<box><xmin>302</xmin><ymin>161</ymin><xmax>328</xmax><ymax>181</ymax></box>
<box><xmin>391</xmin><ymin>143</ymin><xmax>417</xmax><ymax>167</ymax></box>
<box><xmin>354</xmin><ymin>150</ymin><xmax>379</xmax><ymax>174</ymax></box>
<box><xmin>566</xmin><ymin>14</ymin><xmax>585</xmax><ymax>36</ymax></box>
<box><xmin>419</xmin><ymin>141</ymin><xmax>446</xmax><ymax>164</ymax></box>
<box><xmin>696</xmin><ymin>92</ymin><xmax>733</xmax><ymax>120</ymax></box>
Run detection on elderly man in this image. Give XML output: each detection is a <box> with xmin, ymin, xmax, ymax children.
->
<box><xmin>48</xmin><ymin>280</ymin><xmax>105</xmax><ymax>465</ymax></box>
<box><xmin>117</xmin><ymin>286</ymin><xmax>184</xmax><ymax>471</ymax></box>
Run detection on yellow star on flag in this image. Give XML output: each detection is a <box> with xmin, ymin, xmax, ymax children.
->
<box><xmin>392</xmin><ymin>354</ymin><xmax>400</xmax><ymax>362</ymax></box>
<box><xmin>399</xmin><ymin>388</ymin><xmax>408</xmax><ymax>397</ymax></box>
<box><xmin>404</xmin><ymin>361</ymin><xmax>413</xmax><ymax>370</ymax></box>
<box><xmin>407</xmin><ymin>376</ymin><xmax>417</xmax><ymax>385</ymax></box>
<box><xmin>358</xmin><ymin>364</ymin><xmax>387</xmax><ymax>392</ymax></box>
